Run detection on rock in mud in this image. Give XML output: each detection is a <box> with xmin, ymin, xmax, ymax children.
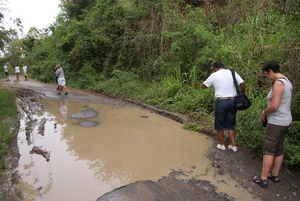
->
<box><xmin>29</xmin><ymin>146</ymin><xmax>51</xmax><ymax>161</ymax></box>
<box><xmin>69</xmin><ymin>108</ymin><xmax>99</xmax><ymax>119</ymax></box>
<box><xmin>78</xmin><ymin>121</ymin><xmax>100</xmax><ymax>127</ymax></box>
<box><xmin>38</xmin><ymin>117</ymin><xmax>47</xmax><ymax>135</ymax></box>
<box><xmin>97</xmin><ymin>177</ymin><xmax>232</xmax><ymax>201</ymax></box>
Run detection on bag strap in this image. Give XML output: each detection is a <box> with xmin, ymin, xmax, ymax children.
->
<box><xmin>230</xmin><ymin>69</ymin><xmax>241</xmax><ymax>95</ymax></box>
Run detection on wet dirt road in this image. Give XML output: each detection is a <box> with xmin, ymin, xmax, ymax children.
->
<box><xmin>1</xmin><ymin>77</ymin><xmax>300</xmax><ymax>201</ymax></box>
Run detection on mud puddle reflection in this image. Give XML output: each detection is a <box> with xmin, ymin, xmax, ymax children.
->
<box><xmin>15</xmin><ymin>98</ymin><xmax>257</xmax><ymax>201</ymax></box>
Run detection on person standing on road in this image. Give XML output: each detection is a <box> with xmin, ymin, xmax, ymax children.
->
<box><xmin>201</xmin><ymin>62</ymin><xmax>246</xmax><ymax>152</ymax></box>
<box><xmin>253</xmin><ymin>61</ymin><xmax>293</xmax><ymax>188</ymax></box>
<box><xmin>15</xmin><ymin>65</ymin><xmax>20</xmax><ymax>81</ymax></box>
<box><xmin>55</xmin><ymin>64</ymin><xmax>68</xmax><ymax>95</ymax></box>
<box><xmin>4</xmin><ymin>65</ymin><xmax>10</xmax><ymax>81</ymax></box>
<box><xmin>54</xmin><ymin>65</ymin><xmax>60</xmax><ymax>90</ymax></box>
<box><xmin>22</xmin><ymin>64</ymin><xmax>28</xmax><ymax>81</ymax></box>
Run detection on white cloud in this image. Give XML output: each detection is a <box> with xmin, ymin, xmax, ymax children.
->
<box><xmin>3</xmin><ymin>0</ymin><xmax>61</xmax><ymax>33</ymax></box>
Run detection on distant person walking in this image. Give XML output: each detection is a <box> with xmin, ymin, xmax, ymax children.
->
<box><xmin>4</xmin><ymin>65</ymin><xmax>10</xmax><ymax>81</ymax></box>
<box><xmin>55</xmin><ymin>64</ymin><xmax>68</xmax><ymax>95</ymax></box>
<box><xmin>22</xmin><ymin>64</ymin><xmax>28</xmax><ymax>81</ymax></box>
<box><xmin>54</xmin><ymin>65</ymin><xmax>63</xmax><ymax>90</ymax></box>
<box><xmin>15</xmin><ymin>65</ymin><xmax>20</xmax><ymax>81</ymax></box>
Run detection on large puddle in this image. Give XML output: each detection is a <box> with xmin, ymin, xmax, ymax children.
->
<box><xmin>14</xmin><ymin>97</ymin><xmax>258</xmax><ymax>201</ymax></box>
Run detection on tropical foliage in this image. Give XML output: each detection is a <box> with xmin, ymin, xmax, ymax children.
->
<box><xmin>1</xmin><ymin>0</ymin><xmax>300</xmax><ymax>168</ymax></box>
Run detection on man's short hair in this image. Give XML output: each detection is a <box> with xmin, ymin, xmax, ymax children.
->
<box><xmin>213</xmin><ymin>62</ymin><xmax>224</xmax><ymax>69</ymax></box>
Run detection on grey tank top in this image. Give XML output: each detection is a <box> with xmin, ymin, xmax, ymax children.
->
<box><xmin>267</xmin><ymin>77</ymin><xmax>293</xmax><ymax>126</ymax></box>
<box><xmin>57</xmin><ymin>68</ymin><xmax>64</xmax><ymax>79</ymax></box>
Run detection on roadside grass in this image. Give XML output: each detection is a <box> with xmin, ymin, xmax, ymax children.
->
<box><xmin>0</xmin><ymin>87</ymin><xmax>17</xmax><ymax>168</ymax></box>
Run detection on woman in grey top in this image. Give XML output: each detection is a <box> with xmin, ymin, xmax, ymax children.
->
<box><xmin>253</xmin><ymin>61</ymin><xmax>293</xmax><ymax>188</ymax></box>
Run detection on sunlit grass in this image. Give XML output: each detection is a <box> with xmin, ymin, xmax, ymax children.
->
<box><xmin>0</xmin><ymin>87</ymin><xmax>18</xmax><ymax>168</ymax></box>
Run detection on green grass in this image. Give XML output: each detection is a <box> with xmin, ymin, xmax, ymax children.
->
<box><xmin>0</xmin><ymin>87</ymin><xmax>18</xmax><ymax>168</ymax></box>
<box><xmin>81</xmin><ymin>70</ymin><xmax>300</xmax><ymax>168</ymax></box>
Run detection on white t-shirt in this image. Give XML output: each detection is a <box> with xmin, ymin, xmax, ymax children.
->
<box><xmin>15</xmin><ymin>66</ymin><xmax>20</xmax><ymax>73</ymax></box>
<box><xmin>23</xmin><ymin>65</ymin><xmax>27</xmax><ymax>73</ymax></box>
<box><xmin>4</xmin><ymin>66</ymin><xmax>8</xmax><ymax>72</ymax></box>
<box><xmin>203</xmin><ymin>69</ymin><xmax>244</xmax><ymax>99</ymax></box>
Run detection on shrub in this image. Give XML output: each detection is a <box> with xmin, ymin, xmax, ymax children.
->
<box><xmin>284</xmin><ymin>121</ymin><xmax>300</xmax><ymax>168</ymax></box>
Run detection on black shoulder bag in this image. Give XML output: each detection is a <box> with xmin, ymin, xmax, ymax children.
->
<box><xmin>230</xmin><ymin>69</ymin><xmax>251</xmax><ymax>110</ymax></box>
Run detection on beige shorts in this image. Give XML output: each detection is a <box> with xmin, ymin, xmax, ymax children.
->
<box><xmin>262</xmin><ymin>123</ymin><xmax>289</xmax><ymax>156</ymax></box>
<box><xmin>58</xmin><ymin>78</ymin><xmax>66</xmax><ymax>86</ymax></box>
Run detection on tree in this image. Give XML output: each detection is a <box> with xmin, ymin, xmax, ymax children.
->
<box><xmin>61</xmin><ymin>0</ymin><xmax>97</xmax><ymax>20</ymax></box>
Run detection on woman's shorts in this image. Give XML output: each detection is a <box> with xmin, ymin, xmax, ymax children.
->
<box><xmin>57</xmin><ymin>78</ymin><xmax>66</xmax><ymax>86</ymax></box>
<box><xmin>262</xmin><ymin>123</ymin><xmax>289</xmax><ymax>156</ymax></box>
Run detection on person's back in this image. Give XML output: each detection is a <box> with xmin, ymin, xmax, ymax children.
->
<box><xmin>204</xmin><ymin>69</ymin><xmax>243</xmax><ymax>98</ymax></box>
<box><xmin>22</xmin><ymin>64</ymin><xmax>28</xmax><ymax>81</ymax></box>
<box><xmin>55</xmin><ymin>64</ymin><xmax>68</xmax><ymax>95</ymax></box>
<box><xmin>4</xmin><ymin>65</ymin><xmax>10</xmax><ymax>81</ymax></box>
<box><xmin>202</xmin><ymin>62</ymin><xmax>245</xmax><ymax>152</ymax></box>
<box><xmin>23</xmin><ymin>65</ymin><xmax>27</xmax><ymax>73</ymax></box>
<box><xmin>15</xmin><ymin>66</ymin><xmax>20</xmax><ymax>73</ymax></box>
<box><xmin>56</xmin><ymin>67</ymin><xmax>64</xmax><ymax>79</ymax></box>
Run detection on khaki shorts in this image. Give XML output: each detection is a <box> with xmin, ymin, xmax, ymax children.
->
<box><xmin>262</xmin><ymin>123</ymin><xmax>289</xmax><ymax>156</ymax></box>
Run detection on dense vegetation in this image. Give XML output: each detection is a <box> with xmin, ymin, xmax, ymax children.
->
<box><xmin>0</xmin><ymin>0</ymin><xmax>299</xmax><ymax>168</ymax></box>
<box><xmin>0</xmin><ymin>87</ymin><xmax>17</xmax><ymax>168</ymax></box>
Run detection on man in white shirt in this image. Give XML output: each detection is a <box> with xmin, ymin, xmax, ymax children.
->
<box><xmin>201</xmin><ymin>62</ymin><xmax>246</xmax><ymax>152</ymax></box>
<box><xmin>4</xmin><ymin>65</ymin><xmax>10</xmax><ymax>81</ymax></box>
<box><xmin>22</xmin><ymin>64</ymin><xmax>28</xmax><ymax>81</ymax></box>
<box><xmin>15</xmin><ymin>65</ymin><xmax>20</xmax><ymax>81</ymax></box>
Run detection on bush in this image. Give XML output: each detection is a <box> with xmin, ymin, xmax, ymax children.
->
<box><xmin>0</xmin><ymin>87</ymin><xmax>17</xmax><ymax>168</ymax></box>
<box><xmin>284</xmin><ymin>121</ymin><xmax>300</xmax><ymax>168</ymax></box>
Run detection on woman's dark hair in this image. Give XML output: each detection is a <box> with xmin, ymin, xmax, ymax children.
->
<box><xmin>262</xmin><ymin>61</ymin><xmax>280</xmax><ymax>73</ymax></box>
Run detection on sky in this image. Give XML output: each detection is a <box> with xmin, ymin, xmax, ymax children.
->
<box><xmin>3</xmin><ymin>0</ymin><xmax>62</xmax><ymax>34</ymax></box>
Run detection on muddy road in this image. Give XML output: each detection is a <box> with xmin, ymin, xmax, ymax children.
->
<box><xmin>0</xmin><ymin>77</ymin><xmax>300</xmax><ymax>201</ymax></box>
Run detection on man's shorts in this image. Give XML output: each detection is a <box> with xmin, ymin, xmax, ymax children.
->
<box><xmin>262</xmin><ymin>123</ymin><xmax>289</xmax><ymax>156</ymax></box>
<box><xmin>57</xmin><ymin>78</ymin><xmax>66</xmax><ymax>86</ymax></box>
<box><xmin>214</xmin><ymin>99</ymin><xmax>237</xmax><ymax>130</ymax></box>
<box><xmin>5</xmin><ymin>72</ymin><xmax>8</xmax><ymax>75</ymax></box>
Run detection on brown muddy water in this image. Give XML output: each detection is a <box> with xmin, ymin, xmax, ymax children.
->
<box><xmin>14</xmin><ymin>97</ymin><xmax>258</xmax><ymax>201</ymax></box>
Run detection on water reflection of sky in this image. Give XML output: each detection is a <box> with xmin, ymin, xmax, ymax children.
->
<box><xmin>18</xmin><ymin>97</ymin><xmax>252</xmax><ymax>201</ymax></box>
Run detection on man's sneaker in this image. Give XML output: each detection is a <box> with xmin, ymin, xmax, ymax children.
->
<box><xmin>217</xmin><ymin>144</ymin><xmax>226</xmax><ymax>151</ymax></box>
<box><xmin>228</xmin><ymin>145</ymin><xmax>237</xmax><ymax>152</ymax></box>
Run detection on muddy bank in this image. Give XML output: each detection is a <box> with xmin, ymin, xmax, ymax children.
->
<box><xmin>97</xmin><ymin>176</ymin><xmax>232</xmax><ymax>201</ymax></box>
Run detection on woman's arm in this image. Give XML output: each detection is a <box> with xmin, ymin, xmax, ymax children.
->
<box><xmin>260</xmin><ymin>80</ymin><xmax>284</xmax><ymax>121</ymax></box>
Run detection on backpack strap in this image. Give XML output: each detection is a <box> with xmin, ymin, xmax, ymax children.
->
<box><xmin>230</xmin><ymin>69</ymin><xmax>241</xmax><ymax>94</ymax></box>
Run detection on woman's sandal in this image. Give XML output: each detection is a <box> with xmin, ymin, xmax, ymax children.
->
<box><xmin>253</xmin><ymin>175</ymin><xmax>268</xmax><ymax>188</ymax></box>
<box><xmin>268</xmin><ymin>172</ymin><xmax>280</xmax><ymax>183</ymax></box>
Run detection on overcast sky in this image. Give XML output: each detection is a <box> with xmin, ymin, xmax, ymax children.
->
<box><xmin>3</xmin><ymin>0</ymin><xmax>62</xmax><ymax>34</ymax></box>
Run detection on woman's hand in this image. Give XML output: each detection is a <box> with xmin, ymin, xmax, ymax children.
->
<box><xmin>260</xmin><ymin>112</ymin><xmax>266</xmax><ymax>122</ymax></box>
